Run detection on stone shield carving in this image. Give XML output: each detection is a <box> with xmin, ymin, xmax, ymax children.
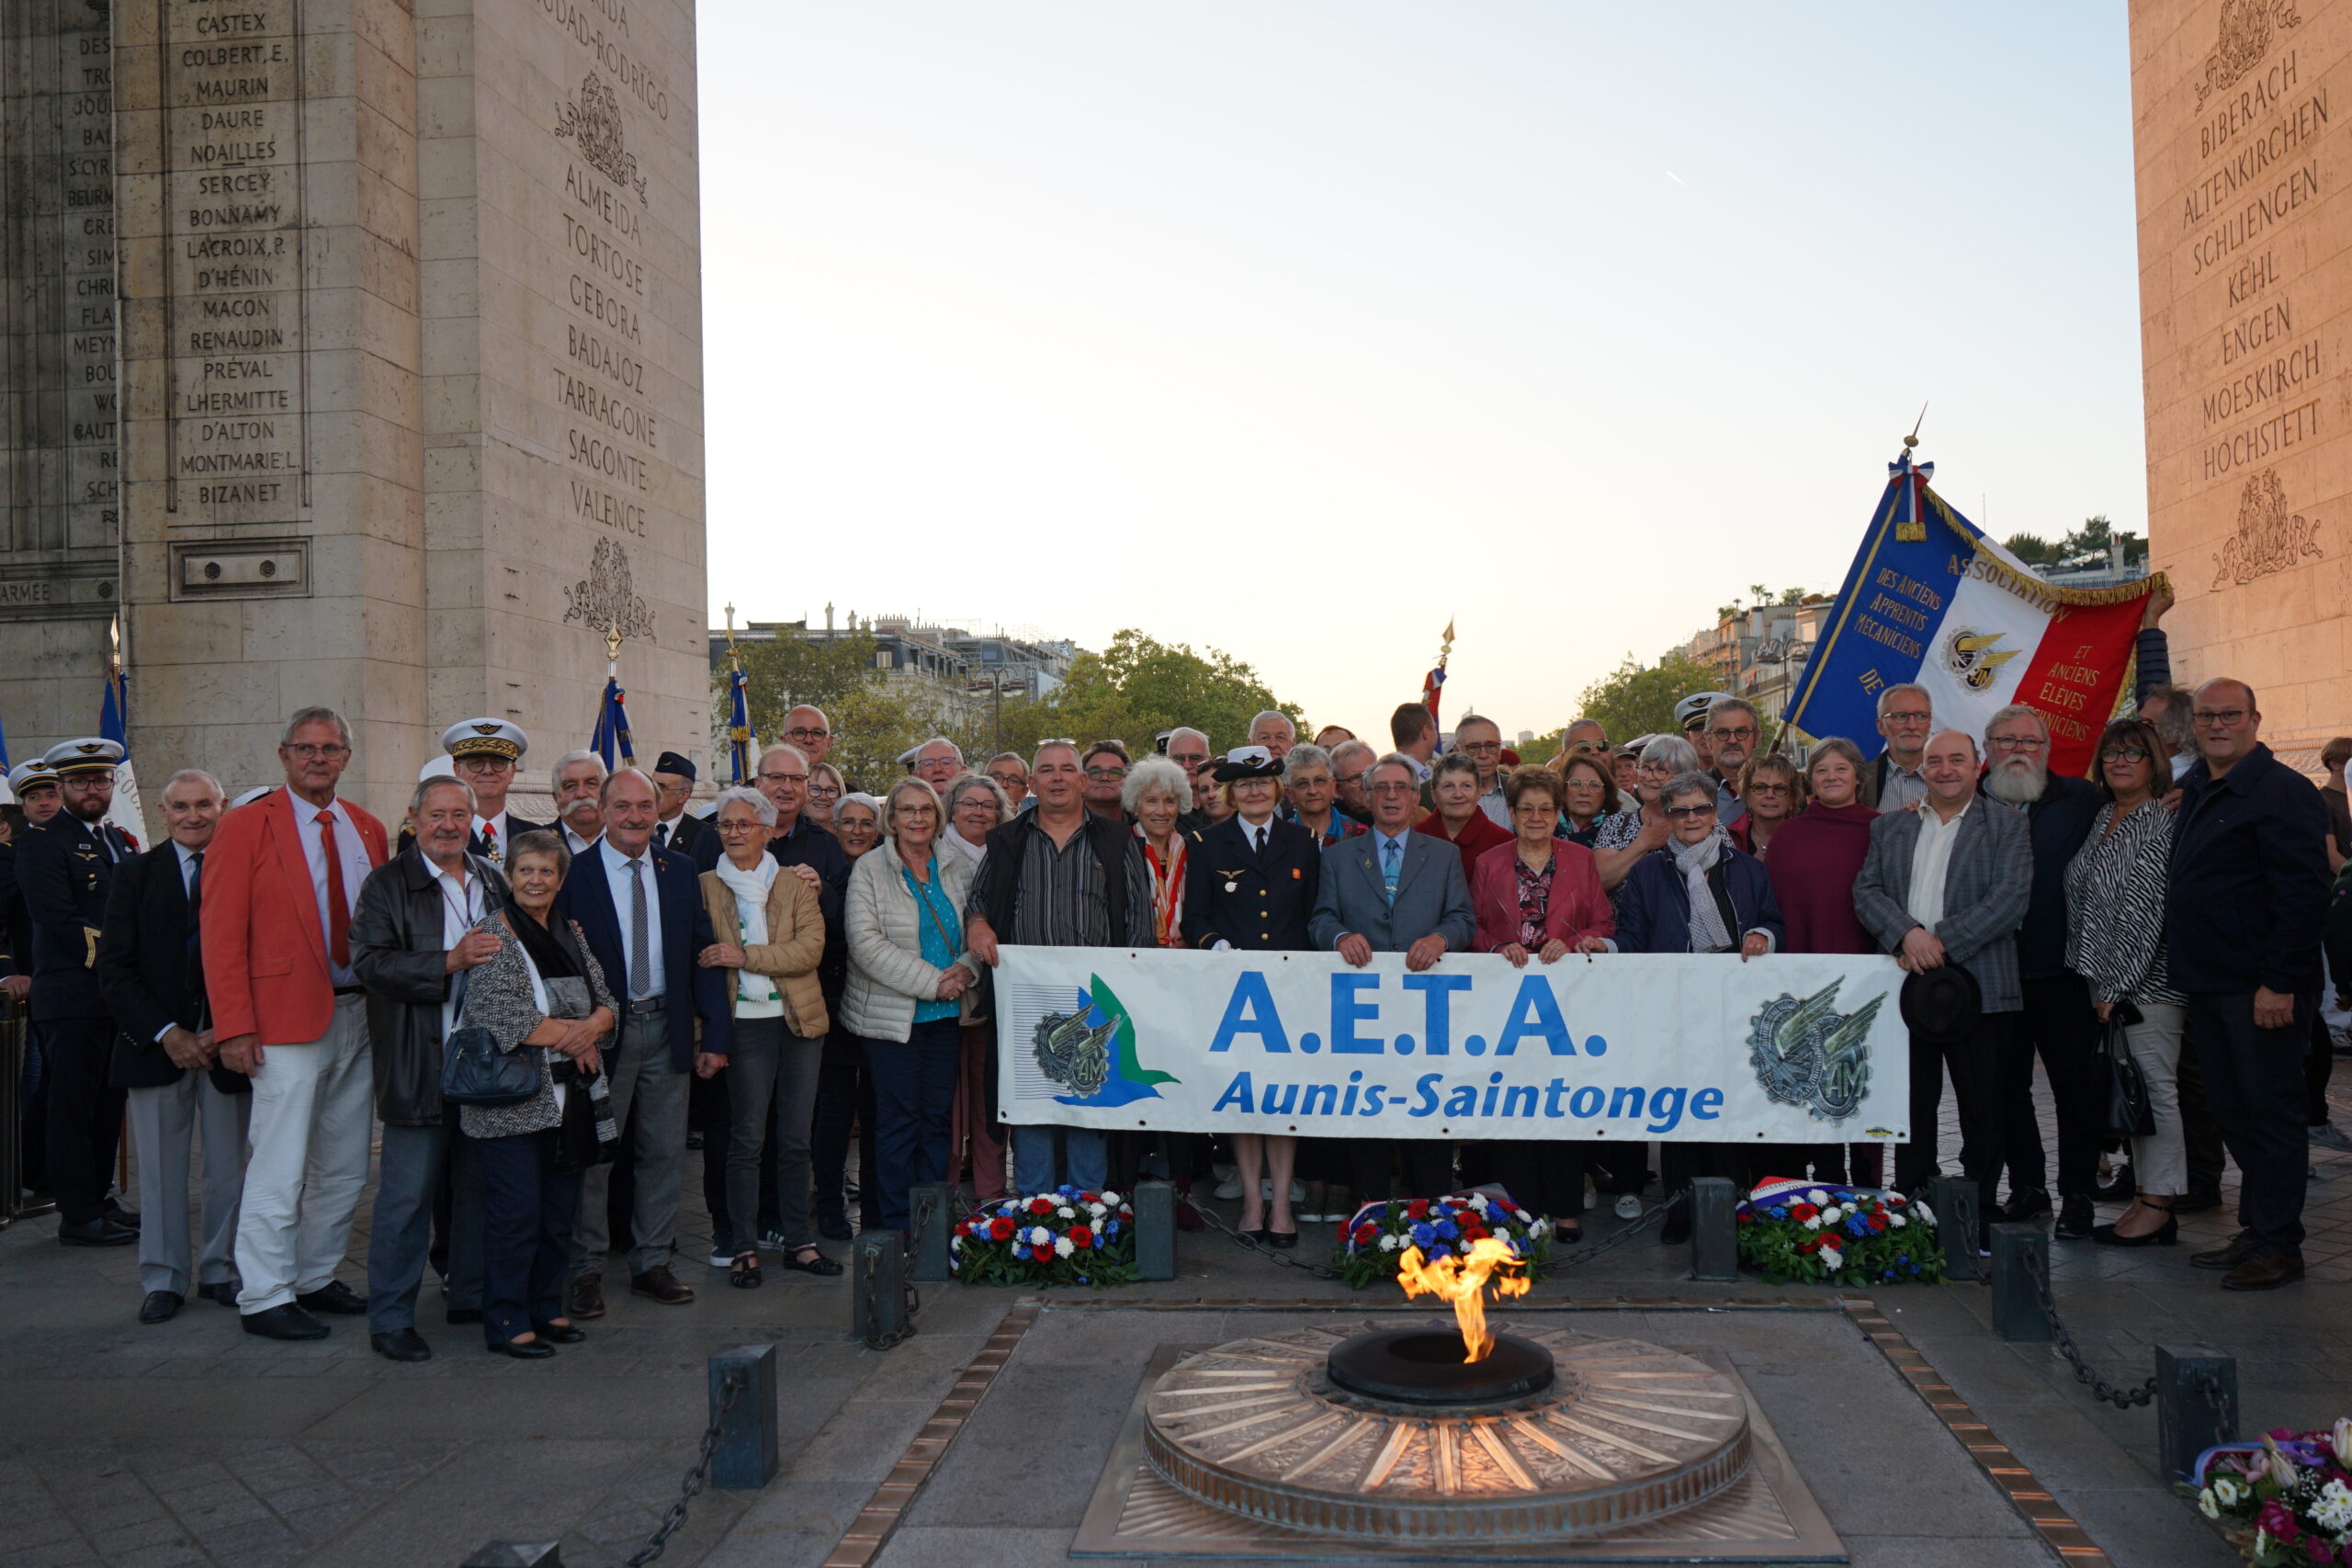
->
<box><xmin>2198</xmin><ymin>0</ymin><xmax>2301</xmax><ymax>103</ymax></box>
<box><xmin>2212</xmin><ymin>468</ymin><xmax>2324</xmax><ymax>589</ymax></box>
<box><xmin>556</xmin><ymin>73</ymin><xmax>648</xmax><ymax>202</ymax></box>
<box><xmin>563</xmin><ymin>537</ymin><xmax>658</xmax><ymax>641</ymax></box>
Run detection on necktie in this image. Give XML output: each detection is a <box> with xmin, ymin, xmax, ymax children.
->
<box><xmin>185</xmin><ymin>852</ymin><xmax>204</xmax><ymax>963</ymax></box>
<box><xmin>654</xmin><ymin>823</ymin><xmax>668</xmax><ymax>852</ymax></box>
<box><xmin>628</xmin><ymin>857</ymin><xmax>650</xmax><ymax>998</ymax></box>
<box><xmin>317</xmin><ymin>810</ymin><xmax>350</xmax><ymax>968</ymax></box>
<box><xmin>1382</xmin><ymin>839</ymin><xmax>1401</xmax><ymax>905</ymax></box>
<box><xmin>1252</xmin><ymin>825</ymin><xmax>1265</xmax><ymax>856</ymax></box>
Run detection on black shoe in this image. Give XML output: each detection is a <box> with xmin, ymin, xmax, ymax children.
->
<box><xmin>2176</xmin><ymin>1185</ymin><xmax>2224</xmax><ymax>1215</ymax></box>
<box><xmin>296</xmin><ymin>1280</ymin><xmax>368</xmax><ymax>1315</ymax></box>
<box><xmin>1266</xmin><ymin>1228</ymin><xmax>1299</xmax><ymax>1250</ymax></box>
<box><xmin>2193</xmin><ymin>1230</ymin><xmax>2265</xmax><ymax>1270</ymax></box>
<box><xmin>2053</xmin><ymin>1195</ymin><xmax>2095</xmax><ymax>1241</ymax></box>
<box><xmin>242</xmin><ymin>1303</ymin><xmax>330</xmax><ymax>1340</ymax></box>
<box><xmin>1998</xmin><ymin>1188</ymin><xmax>2052</xmax><ymax>1224</ymax></box>
<box><xmin>445</xmin><ymin>1307</ymin><xmax>484</xmax><ymax>1325</ymax></box>
<box><xmin>371</xmin><ymin>1328</ymin><xmax>432</xmax><ymax>1363</ymax></box>
<box><xmin>817</xmin><ymin>1215</ymin><xmax>854</xmax><ymax>1242</ymax></box>
<box><xmin>57</xmin><ymin>1217</ymin><xmax>138</xmax><ymax>1247</ymax></box>
<box><xmin>2222</xmin><ymin>1249</ymin><xmax>2306</xmax><ymax>1291</ymax></box>
<box><xmin>2095</xmin><ymin>1163</ymin><xmax>2135</xmax><ymax>1202</ymax></box>
<box><xmin>532</xmin><ymin>1320</ymin><xmax>588</xmax><ymax>1344</ymax></box>
<box><xmin>487</xmin><ymin>1336</ymin><xmax>556</xmax><ymax>1359</ymax></box>
<box><xmin>103</xmin><ymin>1202</ymin><xmax>141</xmax><ymax>1231</ymax></box>
<box><xmin>778</xmin><ymin>1246</ymin><xmax>843</xmax><ymax>1277</ymax></box>
<box><xmin>139</xmin><ymin>1291</ymin><xmax>184</xmax><ymax>1324</ymax></box>
<box><xmin>2093</xmin><ymin>1208</ymin><xmax>2178</xmax><ymax>1247</ymax></box>
<box><xmin>197</xmin><ymin>1281</ymin><xmax>241</xmax><ymax>1308</ymax></box>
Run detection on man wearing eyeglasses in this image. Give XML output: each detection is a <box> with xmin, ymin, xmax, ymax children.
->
<box><xmin>912</xmin><ymin>738</ymin><xmax>965</xmax><ymax>792</ymax></box>
<box><xmin>1080</xmin><ymin>741</ymin><xmax>1130</xmax><ymax>821</ymax></box>
<box><xmin>1455</xmin><ymin>715</ymin><xmax>1509</xmax><ymax>828</ymax></box>
<box><xmin>1870</xmin><ymin>684</ymin><xmax>1935</xmax><ymax>811</ymax></box>
<box><xmin>203</xmin><ymin>707</ymin><xmax>390</xmax><ymax>1338</ymax></box>
<box><xmin>986</xmin><ymin>752</ymin><xmax>1031</xmax><ymax>810</ymax></box>
<box><xmin>1702</xmin><ymin>699</ymin><xmax>1760</xmax><ymax>829</ymax></box>
<box><xmin>650</xmin><ymin>750</ymin><xmax>709</xmax><ymax>859</ymax></box>
<box><xmin>2165</xmin><ymin>679</ymin><xmax>2331</xmax><ymax>1291</ymax></box>
<box><xmin>1329</xmin><ymin>740</ymin><xmax>1378</xmax><ymax>825</ymax></box>
<box><xmin>1981</xmin><ymin>705</ymin><xmax>2106</xmax><ymax>1240</ymax></box>
<box><xmin>780</xmin><ymin>706</ymin><xmax>835</xmax><ymax>771</ymax></box>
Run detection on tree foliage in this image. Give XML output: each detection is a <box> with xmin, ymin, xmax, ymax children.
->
<box><xmin>993</xmin><ymin>629</ymin><xmax>1306</xmax><ymax>759</ymax></box>
<box><xmin>1573</xmin><ymin>650</ymin><xmax>1721</xmax><ymax>748</ymax></box>
<box><xmin>717</xmin><ymin>627</ymin><xmax>988</xmax><ymax>791</ymax></box>
<box><xmin>2003</xmin><ymin>515</ymin><xmax>2145</xmax><ymax>570</ymax></box>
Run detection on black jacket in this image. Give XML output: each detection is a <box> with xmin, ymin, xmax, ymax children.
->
<box><xmin>653</xmin><ymin>811</ymin><xmax>709</xmax><ymax>860</ymax></box>
<box><xmin>17</xmin><ymin>814</ymin><xmax>136</xmax><ymax>1021</ymax></box>
<box><xmin>96</xmin><ymin>842</ymin><xmax>233</xmax><ymax>1091</ymax></box>
<box><xmin>0</xmin><ymin>842</ymin><xmax>29</xmax><ymax>980</ymax></box>
<box><xmin>2014</xmin><ymin>773</ymin><xmax>2103</xmax><ymax>982</ymax></box>
<box><xmin>1181</xmin><ymin>816</ymin><xmax>1320</xmax><ymax>952</ymax></box>
<box><xmin>351</xmin><ymin>848</ymin><xmax>510</xmax><ymax>1125</ymax></box>
<box><xmin>2166</xmin><ymin>743</ymin><xmax>2332</xmax><ymax>996</ymax></box>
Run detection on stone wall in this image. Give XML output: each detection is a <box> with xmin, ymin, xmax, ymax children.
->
<box><xmin>0</xmin><ymin>0</ymin><xmax>705</xmax><ymax>820</ymax></box>
<box><xmin>2132</xmin><ymin>0</ymin><xmax>2351</xmax><ymax>748</ymax></box>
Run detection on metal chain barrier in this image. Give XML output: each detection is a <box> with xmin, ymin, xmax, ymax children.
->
<box><xmin>860</xmin><ymin>1250</ymin><xmax>921</xmax><ymax>1351</ymax></box>
<box><xmin>2018</xmin><ymin>1249</ymin><xmax>2157</xmax><ymax>1409</ymax></box>
<box><xmin>1181</xmin><ymin>1187</ymin><xmax>1684</xmax><ymax>1282</ymax></box>
<box><xmin>623</xmin><ymin>1368</ymin><xmax>749</xmax><ymax>1566</ymax></box>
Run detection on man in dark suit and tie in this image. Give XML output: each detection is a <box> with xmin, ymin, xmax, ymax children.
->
<box><xmin>1310</xmin><ymin>751</ymin><xmax>1479</xmax><ymax>1202</ymax></box>
<box><xmin>19</xmin><ymin>738</ymin><xmax>141</xmax><ymax>1246</ymax></box>
<box><xmin>558</xmin><ymin>767</ymin><xmax>731</xmax><ymax>1317</ymax></box>
<box><xmin>650</xmin><ymin>751</ymin><xmax>711</xmax><ymax>859</ymax></box>
<box><xmin>97</xmin><ymin>768</ymin><xmax>251</xmax><ymax>1321</ymax></box>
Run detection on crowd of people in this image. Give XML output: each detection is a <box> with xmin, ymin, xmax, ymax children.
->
<box><xmin>0</xmin><ymin>595</ymin><xmax>2339</xmax><ymax>1364</ymax></box>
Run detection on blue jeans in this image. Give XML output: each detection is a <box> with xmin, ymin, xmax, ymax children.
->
<box><xmin>1011</xmin><ymin>1124</ymin><xmax>1107</xmax><ymax>1197</ymax></box>
<box><xmin>367</xmin><ymin>1122</ymin><xmax>484</xmax><ymax>1333</ymax></box>
<box><xmin>862</xmin><ymin>1019</ymin><xmax>961</xmax><ymax>1232</ymax></box>
<box><xmin>474</xmin><ymin>1127</ymin><xmax>581</xmax><ymax>1344</ymax></box>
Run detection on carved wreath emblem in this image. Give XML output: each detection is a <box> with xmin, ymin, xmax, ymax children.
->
<box><xmin>555</xmin><ymin>73</ymin><xmax>648</xmax><ymax>203</ymax></box>
<box><xmin>2213</xmin><ymin>468</ymin><xmax>2324</xmax><ymax>589</ymax></box>
<box><xmin>563</xmin><ymin>537</ymin><xmax>658</xmax><ymax>641</ymax></box>
<box><xmin>2198</xmin><ymin>0</ymin><xmax>2301</xmax><ymax>103</ymax></box>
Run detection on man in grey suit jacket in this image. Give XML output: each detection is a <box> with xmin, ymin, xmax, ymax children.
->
<box><xmin>1853</xmin><ymin>729</ymin><xmax>2032</xmax><ymax>1237</ymax></box>
<box><xmin>1309</xmin><ymin>753</ymin><xmax>1477</xmax><ymax>1202</ymax></box>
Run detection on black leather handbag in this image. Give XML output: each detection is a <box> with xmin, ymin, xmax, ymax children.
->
<box><xmin>2100</xmin><ymin>1001</ymin><xmax>2155</xmax><ymax>1139</ymax></box>
<box><xmin>438</xmin><ymin>964</ymin><xmax>541</xmax><ymax>1107</ymax></box>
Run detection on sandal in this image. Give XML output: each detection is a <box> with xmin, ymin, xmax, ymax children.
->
<box><xmin>728</xmin><ymin>1250</ymin><xmax>763</xmax><ymax>1290</ymax></box>
<box><xmin>779</xmin><ymin>1245</ymin><xmax>843</xmax><ymax>1278</ymax></box>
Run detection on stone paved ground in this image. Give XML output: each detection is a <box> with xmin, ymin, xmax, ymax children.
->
<box><xmin>3</xmin><ymin>1062</ymin><xmax>2346</xmax><ymax>1567</ymax></box>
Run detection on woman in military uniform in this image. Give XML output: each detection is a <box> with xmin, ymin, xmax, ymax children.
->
<box><xmin>1182</xmin><ymin>748</ymin><xmax>1319</xmax><ymax>1246</ymax></box>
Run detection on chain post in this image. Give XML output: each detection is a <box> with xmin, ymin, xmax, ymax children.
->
<box><xmin>854</xmin><ymin>1230</ymin><xmax>918</xmax><ymax>1349</ymax></box>
<box><xmin>708</xmin><ymin>1345</ymin><xmax>778</xmax><ymax>1490</ymax></box>
<box><xmin>1689</xmin><ymin>1178</ymin><xmax>1738</xmax><ymax>1281</ymax></box>
<box><xmin>1134</xmin><ymin>1179</ymin><xmax>1178</xmax><ymax>1280</ymax></box>
<box><xmin>2156</xmin><ymin>1344</ymin><xmax>2238</xmax><ymax>1479</ymax></box>
<box><xmin>908</xmin><ymin>1183</ymin><xmax>953</xmax><ymax>1282</ymax></box>
<box><xmin>1990</xmin><ymin>1223</ymin><xmax>2051</xmax><ymax>1342</ymax></box>
<box><xmin>1929</xmin><ymin>1178</ymin><xmax>1982</xmax><ymax>1281</ymax></box>
<box><xmin>618</xmin><ymin>1367</ymin><xmax>751</xmax><ymax>1567</ymax></box>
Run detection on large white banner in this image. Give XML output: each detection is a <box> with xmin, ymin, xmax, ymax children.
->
<box><xmin>994</xmin><ymin>947</ymin><xmax>1912</xmax><ymax>1145</ymax></box>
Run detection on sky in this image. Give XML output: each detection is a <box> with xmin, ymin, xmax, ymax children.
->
<box><xmin>696</xmin><ymin>3</ymin><xmax>2144</xmax><ymax>740</ymax></box>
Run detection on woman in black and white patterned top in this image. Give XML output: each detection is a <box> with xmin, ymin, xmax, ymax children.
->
<box><xmin>2064</xmin><ymin>717</ymin><xmax>2186</xmax><ymax>1247</ymax></box>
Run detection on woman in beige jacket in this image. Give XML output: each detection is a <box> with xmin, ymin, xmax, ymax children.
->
<box><xmin>696</xmin><ymin>787</ymin><xmax>831</xmax><ymax>1287</ymax></box>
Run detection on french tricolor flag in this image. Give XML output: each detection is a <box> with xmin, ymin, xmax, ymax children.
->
<box><xmin>1784</xmin><ymin>449</ymin><xmax>2162</xmax><ymax>776</ymax></box>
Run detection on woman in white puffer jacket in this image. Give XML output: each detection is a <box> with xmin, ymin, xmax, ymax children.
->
<box><xmin>840</xmin><ymin>776</ymin><xmax>978</xmax><ymax>1231</ymax></box>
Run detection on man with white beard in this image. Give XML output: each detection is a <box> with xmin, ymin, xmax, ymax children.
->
<box><xmin>1982</xmin><ymin>705</ymin><xmax>2107</xmax><ymax>1240</ymax></box>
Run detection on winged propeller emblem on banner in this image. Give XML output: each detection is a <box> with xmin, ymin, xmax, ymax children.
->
<box><xmin>1747</xmin><ymin>981</ymin><xmax>1883</xmax><ymax>1122</ymax></box>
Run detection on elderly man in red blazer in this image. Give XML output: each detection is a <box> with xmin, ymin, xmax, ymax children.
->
<box><xmin>204</xmin><ymin>706</ymin><xmax>390</xmax><ymax>1340</ymax></box>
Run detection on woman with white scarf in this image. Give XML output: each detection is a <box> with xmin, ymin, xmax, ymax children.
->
<box><xmin>1614</xmin><ymin>771</ymin><xmax>1786</xmax><ymax>1245</ymax></box>
<box><xmin>696</xmin><ymin>787</ymin><xmax>833</xmax><ymax>1288</ymax></box>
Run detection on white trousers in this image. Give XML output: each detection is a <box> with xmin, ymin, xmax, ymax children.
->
<box><xmin>232</xmin><ymin>995</ymin><xmax>373</xmax><ymax>1314</ymax></box>
<box><xmin>127</xmin><ymin>1073</ymin><xmax>251</xmax><ymax>1295</ymax></box>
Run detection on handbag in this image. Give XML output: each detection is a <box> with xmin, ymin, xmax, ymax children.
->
<box><xmin>2099</xmin><ymin>1001</ymin><xmax>2155</xmax><ymax>1140</ymax></box>
<box><xmin>439</xmin><ymin>919</ymin><xmax>544</xmax><ymax>1108</ymax></box>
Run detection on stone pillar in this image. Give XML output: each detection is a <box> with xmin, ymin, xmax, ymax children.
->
<box><xmin>415</xmin><ymin>0</ymin><xmax>707</xmax><ymax>798</ymax></box>
<box><xmin>0</xmin><ymin>0</ymin><xmax>122</xmax><ymax>759</ymax></box>
<box><xmin>114</xmin><ymin>0</ymin><xmax>427</xmax><ymax>810</ymax></box>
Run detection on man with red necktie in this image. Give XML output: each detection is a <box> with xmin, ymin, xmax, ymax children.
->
<box><xmin>205</xmin><ymin>705</ymin><xmax>390</xmax><ymax>1340</ymax></box>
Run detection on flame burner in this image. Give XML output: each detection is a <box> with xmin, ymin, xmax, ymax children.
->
<box><xmin>1324</xmin><ymin>1327</ymin><xmax>1555</xmax><ymax>1407</ymax></box>
<box><xmin>1140</xmin><ymin>1325</ymin><xmax>1757</xmax><ymax>1545</ymax></box>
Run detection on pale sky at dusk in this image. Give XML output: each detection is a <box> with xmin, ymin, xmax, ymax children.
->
<box><xmin>697</xmin><ymin>4</ymin><xmax>2142</xmax><ymax>738</ymax></box>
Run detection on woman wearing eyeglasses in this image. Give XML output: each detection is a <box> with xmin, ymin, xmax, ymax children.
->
<box><xmin>1594</xmin><ymin>736</ymin><xmax>1691</xmax><ymax>900</ymax></box>
<box><xmin>1615</xmin><ymin>771</ymin><xmax>1785</xmax><ymax>1245</ymax></box>
<box><xmin>1729</xmin><ymin>754</ymin><xmax>1804</xmax><ymax>857</ymax></box>
<box><xmin>804</xmin><ymin>762</ymin><xmax>845</xmax><ymax>832</ymax></box>
<box><xmin>1467</xmin><ymin>766</ymin><xmax>1614</xmax><ymax>1240</ymax></box>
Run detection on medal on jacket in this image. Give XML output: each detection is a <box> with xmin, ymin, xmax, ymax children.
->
<box><xmin>1225</xmin><ymin>880</ymin><xmax>1238</xmax><ymax>893</ymax></box>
